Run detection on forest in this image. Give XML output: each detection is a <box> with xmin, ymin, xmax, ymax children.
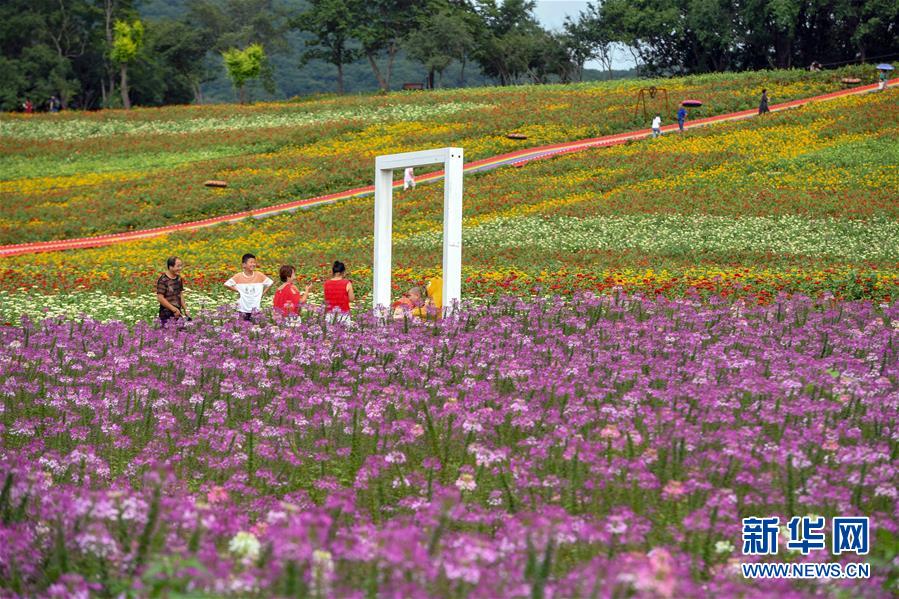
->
<box><xmin>2</xmin><ymin>0</ymin><xmax>896</xmax><ymax>110</ymax></box>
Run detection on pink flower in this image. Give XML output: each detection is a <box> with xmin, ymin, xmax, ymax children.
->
<box><xmin>663</xmin><ymin>480</ymin><xmax>686</xmax><ymax>497</ymax></box>
<box><xmin>207</xmin><ymin>486</ymin><xmax>228</xmax><ymax>504</ymax></box>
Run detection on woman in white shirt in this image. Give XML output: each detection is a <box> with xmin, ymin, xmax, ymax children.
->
<box><xmin>225</xmin><ymin>253</ymin><xmax>273</xmax><ymax>321</ymax></box>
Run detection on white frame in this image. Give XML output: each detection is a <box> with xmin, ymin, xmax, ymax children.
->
<box><xmin>373</xmin><ymin>147</ymin><xmax>464</xmax><ymax>312</ymax></box>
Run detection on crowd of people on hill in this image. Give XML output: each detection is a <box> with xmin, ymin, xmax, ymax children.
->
<box><xmin>156</xmin><ymin>254</ymin><xmax>442</xmax><ymax>327</ymax></box>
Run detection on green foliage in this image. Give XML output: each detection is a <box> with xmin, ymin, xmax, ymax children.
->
<box><xmin>130</xmin><ymin>18</ymin><xmax>211</xmax><ymax>105</ymax></box>
<box><xmin>111</xmin><ymin>19</ymin><xmax>145</xmax><ymax>65</ymax></box>
<box><xmin>292</xmin><ymin>0</ymin><xmax>360</xmax><ymax>93</ymax></box>
<box><xmin>349</xmin><ymin>0</ymin><xmax>424</xmax><ymax>90</ymax></box>
<box><xmin>221</xmin><ymin>43</ymin><xmax>267</xmax><ymax>102</ymax></box>
<box><xmin>596</xmin><ymin>0</ymin><xmax>899</xmax><ymax>73</ymax></box>
<box><xmin>3</xmin><ymin>0</ymin><xmax>893</xmax><ymax>109</ymax></box>
<box><xmin>403</xmin><ymin>7</ymin><xmax>475</xmax><ymax>88</ymax></box>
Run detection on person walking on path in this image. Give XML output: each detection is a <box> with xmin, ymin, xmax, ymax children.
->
<box><xmin>651</xmin><ymin>113</ymin><xmax>662</xmax><ymax>138</ymax></box>
<box><xmin>225</xmin><ymin>253</ymin><xmax>273</xmax><ymax>321</ymax></box>
<box><xmin>878</xmin><ymin>70</ymin><xmax>888</xmax><ymax>91</ymax></box>
<box><xmin>403</xmin><ymin>167</ymin><xmax>416</xmax><ymax>190</ymax></box>
<box><xmin>758</xmin><ymin>89</ymin><xmax>769</xmax><ymax>114</ymax></box>
<box><xmin>323</xmin><ymin>261</ymin><xmax>354</xmax><ymax>319</ymax></box>
<box><xmin>157</xmin><ymin>256</ymin><xmax>188</xmax><ymax>326</ymax></box>
<box><xmin>273</xmin><ymin>265</ymin><xmax>311</xmax><ymax>316</ymax></box>
<box><xmin>676</xmin><ymin>106</ymin><xmax>687</xmax><ymax>133</ymax></box>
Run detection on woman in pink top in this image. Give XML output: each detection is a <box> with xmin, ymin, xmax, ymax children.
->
<box><xmin>273</xmin><ymin>265</ymin><xmax>312</xmax><ymax>316</ymax></box>
<box><xmin>323</xmin><ymin>261</ymin><xmax>354</xmax><ymax>314</ymax></box>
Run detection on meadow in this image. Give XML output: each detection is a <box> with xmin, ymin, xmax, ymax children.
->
<box><xmin>1</xmin><ymin>69</ymin><xmax>898</xmax><ymax>597</ymax></box>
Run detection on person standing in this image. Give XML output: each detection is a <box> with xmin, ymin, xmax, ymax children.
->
<box><xmin>273</xmin><ymin>265</ymin><xmax>312</xmax><ymax>316</ymax></box>
<box><xmin>323</xmin><ymin>261</ymin><xmax>354</xmax><ymax>318</ymax></box>
<box><xmin>677</xmin><ymin>106</ymin><xmax>687</xmax><ymax>133</ymax></box>
<box><xmin>23</xmin><ymin>99</ymin><xmax>33</xmax><ymax>114</ymax></box>
<box><xmin>156</xmin><ymin>256</ymin><xmax>188</xmax><ymax>326</ymax></box>
<box><xmin>225</xmin><ymin>253</ymin><xmax>273</xmax><ymax>321</ymax></box>
<box><xmin>651</xmin><ymin>113</ymin><xmax>662</xmax><ymax>138</ymax></box>
<box><xmin>758</xmin><ymin>89</ymin><xmax>769</xmax><ymax>114</ymax></box>
<box><xmin>403</xmin><ymin>167</ymin><xmax>416</xmax><ymax>190</ymax></box>
<box><xmin>878</xmin><ymin>70</ymin><xmax>888</xmax><ymax>91</ymax></box>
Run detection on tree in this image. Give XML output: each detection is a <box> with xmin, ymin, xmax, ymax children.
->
<box><xmin>403</xmin><ymin>6</ymin><xmax>475</xmax><ymax>88</ymax></box>
<box><xmin>222</xmin><ymin>42</ymin><xmax>266</xmax><ymax>103</ymax></box>
<box><xmin>350</xmin><ymin>0</ymin><xmax>421</xmax><ymax>90</ymax></box>
<box><xmin>99</xmin><ymin>0</ymin><xmax>139</xmax><ymax>108</ymax></box>
<box><xmin>830</xmin><ymin>0</ymin><xmax>899</xmax><ymax>64</ymax></box>
<box><xmin>562</xmin><ymin>3</ymin><xmax>615</xmax><ymax>81</ymax></box>
<box><xmin>187</xmin><ymin>0</ymin><xmax>289</xmax><ymax>97</ymax></box>
<box><xmin>528</xmin><ymin>31</ymin><xmax>576</xmax><ymax>84</ymax></box>
<box><xmin>130</xmin><ymin>19</ymin><xmax>212</xmax><ymax>105</ymax></box>
<box><xmin>110</xmin><ymin>18</ymin><xmax>143</xmax><ymax>108</ymax></box>
<box><xmin>471</xmin><ymin>0</ymin><xmax>544</xmax><ymax>85</ymax></box>
<box><xmin>292</xmin><ymin>0</ymin><xmax>359</xmax><ymax>94</ymax></box>
<box><xmin>0</xmin><ymin>0</ymin><xmax>100</xmax><ymax>110</ymax></box>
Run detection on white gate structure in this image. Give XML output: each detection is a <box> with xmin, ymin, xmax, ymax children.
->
<box><xmin>372</xmin><ymin>147</ymin><xmax>464</xmax><ymax>312</ymax></box>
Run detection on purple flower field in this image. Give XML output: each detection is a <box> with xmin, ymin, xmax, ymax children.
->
<box><xmin>0</xmin><ymin>293</ymin><xmax>896</xmax><ymax>597</ymax></box>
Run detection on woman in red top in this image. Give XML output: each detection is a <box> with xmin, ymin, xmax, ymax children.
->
<box><xmin>273</xmin><ymin>265</ymin><xmax>311</xmax><ymax>316</ymax></box>
<box><xmin>323</xmin><ymin>261</ymin><xmax>354</xmax><ymax>313</ymax></box>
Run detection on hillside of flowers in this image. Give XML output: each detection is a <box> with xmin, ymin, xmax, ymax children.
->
<box><xmin>0</xmin><ymin>68</ymin><xmax>867</xmax><ymax>245</ymax></box>
<box><xmin>1</xmin><ymin>72</ymin><xmax>897</xmax><ymax>324</ymax></box>
<box><xmin>1</xmin><ymin>294</ymin><xmax>897</xmax><ymax>596</ymax></box>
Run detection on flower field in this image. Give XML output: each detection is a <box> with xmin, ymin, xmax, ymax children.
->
<box><xmin>1</xmin><ymin>70</ymin><xmax>897</xmax><ymax>322</ymax></box>
<box><xmin>0</xmin><ymin>69</ymin><xmax>861</xmax><ymax>244</ymax></box>
<box><xmin>2</xmin><ymin>70</ymin><xmax>898</xmax><ymax>597</ymax></box>
<box><xmin>1</xmin><ymin>294</ymin><xmax>897</xmax><ymax>596</ymax></box>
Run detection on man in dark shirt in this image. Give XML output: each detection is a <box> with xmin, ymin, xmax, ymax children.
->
<box><xmin>156</xmin><ymin>257</ymin><xmax>187</xmax><ymax>325</ymax></box>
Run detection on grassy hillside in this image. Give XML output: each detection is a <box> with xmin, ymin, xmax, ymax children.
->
<box><xmin>1</xmin><ymin>69</ymin><xmax>853</xmax><ymax>243</ymax></box>
<box><xmin>1</xmin><ymin>68</ymin><xmax>897</xmax><ymax>322</ymax></box>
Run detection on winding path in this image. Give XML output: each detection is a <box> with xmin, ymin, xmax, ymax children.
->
<box><xmin>1</xmin><ymin>79</ymin><xmax>894</xmax><ymax>258</ymax></box>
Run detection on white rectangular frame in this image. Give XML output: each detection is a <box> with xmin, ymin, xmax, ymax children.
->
<box><xmin>373</xmin><ymin>147</ymin><xmax>463</xmax><ymax>312</ymax></box>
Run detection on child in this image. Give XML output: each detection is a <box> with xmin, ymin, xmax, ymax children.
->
<box><xmin>225</xmin><ymin>253</ymin><xmax>273</xmax><ymax>320</ymax></box>
<box><xmin>391</xmin><ymin>287</ymin><xmax>423</xmax><ymax>318</ymax></box>
<box><xmin>403</xmin><ymin>167</ymin><xmax>416</xmax><ymax>190</ymax></box>
<box><xmin>651</xmin><ymin>113</ymin><xmax>662</xmax><ymax>137</ymax></box>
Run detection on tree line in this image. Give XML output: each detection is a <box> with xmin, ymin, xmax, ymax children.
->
<box><xmin>2</xmin><ymin>0</ymin><xmax>896</xmax><ymax>111</ymax></box>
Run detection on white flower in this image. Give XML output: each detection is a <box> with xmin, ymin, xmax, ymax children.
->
<box><xmin>229</xmin><ymin>531</ymin><xmax>261</xmax><ymax>562</ymax></box>
<box><xmin>311</xmin><ymin>548</ymin><xmax>335</xmax><ymax>596</ymax></box>
<box><xmin>455</xmin><ymin>473</ymin><xmax>477</xmax><ymax>492</ymax></box>
<box><xmin>714</xmin><ymin>540</ymin><xmax>735</xmax><ymax>554</ymax></box>
<box><xmin>607</xmin><ymin>516</ymin><xmax>628</xmax><ymax>535</ymax></box>
<box><xmin>385</xmin><ymin>451</ymin><xmax>406</xmax><ymax>464</ymax></box>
